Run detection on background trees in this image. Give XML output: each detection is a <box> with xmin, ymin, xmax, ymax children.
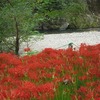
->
<box><xmin>33</xmin><ymin>0</ymin><xmax>100</xmax><ymax>30</ymax></box>
<box><xmin>33</xmin><ymin>0</ymin><xmax>76</xmax><ymax>30</ymax></box>
<box><xmin>32</xmin><ymin>0</ymin><xmax>68</xmax><ymax>30</ymax></box>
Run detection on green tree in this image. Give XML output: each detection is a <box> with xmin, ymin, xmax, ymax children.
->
<box><xmin>0</xmin><ymin>0</ymin><xmax>35</xmax><ymax>55</ymax></box>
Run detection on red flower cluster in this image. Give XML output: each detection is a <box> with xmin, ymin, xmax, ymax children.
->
<box><xmin>24</xmin><ymin>47</ymin><xmax>31</xmax><ymax>52</ymax></box>
<box><xmin>0</xmin><ymin>43</ymin><xmax>100</xmax><ymax>100</ymax></box>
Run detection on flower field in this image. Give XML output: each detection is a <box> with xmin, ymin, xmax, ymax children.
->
<box><xmin>0</xmin><ymin>44</ymin><xmax>100</xmax><ymax>100</ymax></box>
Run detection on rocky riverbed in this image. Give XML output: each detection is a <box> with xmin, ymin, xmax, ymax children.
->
<box><xmin>19</xmin><ymin>30</ymin><xmax>100</xmax><ymax>55</ymax></box>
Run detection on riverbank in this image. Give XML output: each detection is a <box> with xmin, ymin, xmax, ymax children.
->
<box><xmin>19</xmin><ymin>30</ymin><xmax>100</xmax><ymax>55</ymax></box>
<box><xmin>39</xmin><ymin>28</ymin><xmax>100</xmax><ymax>34</ymax></box>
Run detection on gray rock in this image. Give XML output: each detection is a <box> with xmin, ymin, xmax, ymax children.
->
<box><xmin>60</xmin><ymin>22</ymin><xmax>69</xmax><ymax>31</ymax></box>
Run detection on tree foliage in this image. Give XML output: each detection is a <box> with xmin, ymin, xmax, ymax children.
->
<box><xmin>0</xmin><ymin>0</ymin><xmax>35</xmax><ymax>55</ymax></box>
<box><xmin>32</xmin><ymin>0</ymin><xmax>90</xmax><ymax>30</ymax></box>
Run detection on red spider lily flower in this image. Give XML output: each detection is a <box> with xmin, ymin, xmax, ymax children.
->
<box><xmin>28</xmin><ymin>72</ymin><xmax>39</xmax><ymax>81</ymax></box>
<box><xmin>86</xmin><ymin>91</ymin><xmax>94</xmax><ymax>100</ymax></box>
<box><xmin>0</xmin><ymin>64</ymin><xmax>7</xmax><ymax>70</ymax></box>
<box><xmin>63</xmin><ymin>74</ymin><xmax>72</xmax><ymax>81</ymax></box>
<box><xmin>79</xmin><ymin>75</ymin><xmax>88</xmax><ymax>81</ymax></box>
<box><xmin>37</xmin><ymin>94</ymin><xmax>47</xmax><ymax>100</ymax></box>
<box><xmin>95</xmin><ymin>98</ymin><xmax>100</xmax><ymax>100</ymax></box>
<box><xmin>0</xmin><ymin>93</ymin><xmax>5</xmax><ymax>100</ymax></box>
<box><xmin>24</xmin><ymin>47</ymin><xmax>31</xmax><ymax>52</ymax></box>
<box><xmin>8</xmin><ymin>66</ymin><xmax>27</xmax><ymax>78</ymax></box>
<box><xmin>37</xmin><ymin>82</ymin><xmax>55</xmax><ymax>100</ymax></box>
<box><xmin>10</xmin><ymin>88</ymin><xmax>32</xmax><ymax>100</ymax></box>
<box><xmin>38</xmin><ymin>82</ymin><xmax>54</xmax><ymax>93</ymax></box>
<box><xmin>78</xmin><ymin>86</ymin><xmax>88</xmax><ymax>95</ymax></box>
<box><xmin>55</xmin><ymin>66</ymin><xmax>62</xmax><ymax>73</ymax></box>
<box><xmin>96</xmin><ymin>85</ymin><xmax>100</xmax><ymax>93</ymax></box>
<box><xmin>88</xmin><ymin>67</ymin><xmax>100</xmax><ymax>78</ymax></box>
<box><xmin>0</xmin><ymin>91</ymin><xmax>8</xmax><ymax>100</ymax></box>
<box><xmin>21</xmin><ymin>81</ymin><xmax>38</xmax><ymax>98</ymax></box>
<box><xmin>22</xmin><ymin>81</ymin><xmax>36</xmax><ymax>90</ymax></box>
